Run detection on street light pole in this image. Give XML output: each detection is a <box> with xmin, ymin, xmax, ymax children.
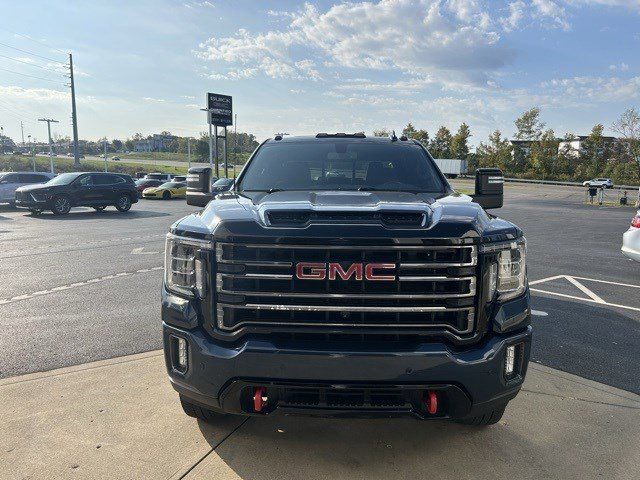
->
<box><xmin>38</xmin><ymin>118</ymin><xmax>59</xmax><ymax>174</ymax></box>
<box><xmin>0</xmin><ymin>126</ymin><xmax>4</xmax><ymax>155</ymax></box>
<box><xmin>103</xmin><ymin>138</ymin><xmax>108</xmax><ymax>172</ymax></box>
<box><xmin>28</xmin><ymin>134</ymin><xmax>34</xmax><ymax>171</ymax></box>
<box><xmin>187</xmin><ymin>137</ymin><xmax>191</xmax><ymax>169</ymax></box>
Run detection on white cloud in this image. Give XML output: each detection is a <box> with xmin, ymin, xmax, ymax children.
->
<box><xmin>0</xmin><ymin>85</ymin><xmax>68</xmax><ymax>102</ymax></box>
<box><xmin>197</xmin><ymin>0</ymin><xmax>514</xmax><ymax>84</ymax></box>
<box><xmin>142</xmin><ymin>97</ymin><xmax>166</xmax><ymax>103</ymax></box>
<box><xmin>608</xmin><ymin>62</ymin><xmax>630</xmax><ymax>71</ymax></box>
<box><xmin>540</xmin><ymin>75</ymin><xmax>640</xmax><ymax>102</ymax></box>
<box><xmin>501</xmin><ymin>1</ymin><xmax>527</xmax><ymax>31</ymax></box>
<box><xmin>184</xmin><ymin>1</ymin><xmax>215</xmax><ymax>8</ymax></box>
<box><xmin>532</xmin><ymin>0</ymin><xmax>571</xmax><ymax>30</ymax></box>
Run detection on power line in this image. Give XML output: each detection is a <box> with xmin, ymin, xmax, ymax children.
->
<box><xmin>0</xmin><ymin>52</ymin><xmax>63</xmax><ymax>71</ymax></box>
<box><xmin>0</xmin><ymin>41</ymin><xmax>66</xmax><ymax>65</ymax></box>
<box><xmin>0</xmin><ymin>66</ymin><xmax>66</xmax><ymax>84</ymax></box>
<box><xmin>0</xmin><ymin>28</ymin><xmax>69</xmax><ymax>55</ymax></box>
<box><xmin>0</xmin><ymin>102</ymin><xmax>39</xmax><ymax>125</ymax></box>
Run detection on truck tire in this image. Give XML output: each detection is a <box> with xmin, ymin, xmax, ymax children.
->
<box><xmin>179</xmin><ymin>395</ymin><xmax>227</xmax><ymax>423</ymax></box>
<box><xmin>455</xmin><ymin>405</ymin><xmax>506</xmax><ymax>426</ymax></box>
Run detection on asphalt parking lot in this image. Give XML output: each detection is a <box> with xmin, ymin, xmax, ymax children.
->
<box><xmin>0</xmin><ymin>182</ymin><xmax>638</xmax><ymax>479</ymax></box>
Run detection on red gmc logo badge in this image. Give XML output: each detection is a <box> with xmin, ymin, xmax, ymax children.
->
<box><xmin>295</xmin><ymin>262</ymin><xmax>396</xmax><ymax>281</ymax></box>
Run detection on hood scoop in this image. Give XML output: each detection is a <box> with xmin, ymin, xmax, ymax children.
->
<box><xmin>266</xmin><ymin>209</ymin><xmax>427</xmax><ymax>228</ymax></box>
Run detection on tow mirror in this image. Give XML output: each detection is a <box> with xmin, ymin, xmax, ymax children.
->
<box><xmin>186</xmin><ymin>166</ymin><xmax>212</xmax><ymax>207</ymax></box>
<box><xmin>472</xmin><ymin>168</ymin><xmax>504</xmax><ymax>209</ymax></box>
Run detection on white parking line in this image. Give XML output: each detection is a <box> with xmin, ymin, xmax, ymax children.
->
<box><xmin>530</xmin><ymin>273</ymin><xmax>640</xmax><ymax>313</ymax></box>
<box><xmin>529</xmin><ymin>275</ymin><xmax>565</xmax><ymax>286</ymax></box>
<box><xmin>0</xmin><ymin>266</ymin><xmax>163</xmax><ymax>307</ymax></box>
<box><xmin>564</xmin><ymin>276</ymin><xmax>606</xmax><ymax>304</ymax></box>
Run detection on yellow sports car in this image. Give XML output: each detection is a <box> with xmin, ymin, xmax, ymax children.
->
<box><xmin>142</xmin><ymin>182</ymin><xmax>187</xmax><ymax>199</ymax></box>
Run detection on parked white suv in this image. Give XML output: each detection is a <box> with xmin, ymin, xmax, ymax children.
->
<box><xmin>622</xmin><ymin>211</ymin><xmax>640</xmax><ymax>262</ymax></box>
<box><xmin>583</xmin><ymin>178</ymin><xmax>613</xmax><ymax>188</ymax></box>
<box><xmin>0</xmin><ymin>172</ymin><xmax>54</xmax><ymax>206</ymax></box>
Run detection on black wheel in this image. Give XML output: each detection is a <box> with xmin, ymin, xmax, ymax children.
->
<box><xmin>51</xmin><ymin>195</ymin><xmax>71</xmax><ymax>215</ymax></box>
<box><xmin>93</xmin><ymin>206</ymin><xmax>106</xmax><ymax>211</ymax></box>
<box><xmin>180</xmin><ymin>395</ymin><xmax>230</xmax><ymax>423</ymax></box>
<box><xmin>162</xmin><ymin>190</ymin><xmax>171</xmax><ymax>200</ymax></box>
<box><xmin>115</xmin><ymin>194</ymin><xmax>132</xmax><ymax>212</ymax></box>
<box><xmin>455</xmin><ymin>405</ymin><xmax>506</xmax><ymax>426</ymax></box>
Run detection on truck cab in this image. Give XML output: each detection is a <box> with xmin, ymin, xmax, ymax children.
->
<box><xmin>163</xmin><ymin>133</ymin><xmax>530</xmax><ymax>425</ymax></box>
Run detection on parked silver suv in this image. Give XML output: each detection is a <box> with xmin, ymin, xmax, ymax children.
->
<box><xmin>0</xmin><ymin>172</ymin><xmax>54</xmax><ymax>206</ymax></box>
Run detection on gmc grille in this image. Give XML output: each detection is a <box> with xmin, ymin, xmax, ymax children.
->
<box><xmin>215</xmin><ymin>242</ymin><xmax>478</xmax><ymax>338</ymax></box>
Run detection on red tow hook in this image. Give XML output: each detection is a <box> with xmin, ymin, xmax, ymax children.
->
<box><xmin>253</xmin><ymin>387</ymin><xmax>267</xmax><ymax>413</ymax></box>
<box><xmin>424</xmin><ymin>390</ymin><xmax>438</xmax><ymax>415</ymax></box>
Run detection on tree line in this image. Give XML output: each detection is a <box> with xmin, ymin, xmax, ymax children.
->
<box><xmin>378</xmin><ymin>107</ymin><xmax>640</xmax><ymax>185</ymax></box>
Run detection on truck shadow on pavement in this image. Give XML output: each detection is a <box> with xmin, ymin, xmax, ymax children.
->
<box><xmin>193</xmin><ymin>403</ymin><xmax>637</xmax><ymax>480</ymax></box>
<box><xmin>19</xmin><ymin>209</ymin><xmax>171</xmax><ymax>220</ymax></box>
<box><xmin>530</xmin><ymin>294</ymin><xmax>640</xmax><ymax>394</ymax></box>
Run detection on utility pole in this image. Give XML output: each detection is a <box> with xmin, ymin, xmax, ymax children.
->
<box><xmin>187</xmin><ymin>137</ymin><xmax>191</xmax><ymax>169</ymax></box>
<box><xmin>103</xmin><ymin>138</ymin><xmax>108</xmax><ymax>172</ymax></box>
<box><xmin>28</xmin><ymin>134</ymin><xmax>34</xmax><ymax>171</ymax></box>
<box><xmin>20</xmin><ymin>121</ymin><xmax>25</xmax><ymax>145</ymax></box>
<box><xmin>234</xmin><ymin>114</ymin><xmax>237</xmax><ymax>179</ymax></box>
<box><xmin>0</xmin><ymin>126</ymin><xmax>4</xmax><ymax>155</ymax></box>
<box><xmin>69</xmin><ymin>53</ymin><xmax>80</xmax><ymax>168</ymax></box>
<box><xmin>38</xmin><ymin>118</ymin><xmax>59</xmax><ymax>174</ymax></box>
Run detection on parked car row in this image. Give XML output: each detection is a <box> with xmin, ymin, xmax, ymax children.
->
<box><xmin>1</xmin><ymin>169</ymin><xmax>234</xmax><ymax>215</ymax></box>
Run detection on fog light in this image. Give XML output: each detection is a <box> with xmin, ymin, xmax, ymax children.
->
<box><xmin>505</xmin><ymin>345</ymin><xmax>515</xmax><ymax>376</ymax></box>
<box><xmin>177</xmin><ymin>337</ymin><xmax>188</xmax><ymax>369</ymax></box>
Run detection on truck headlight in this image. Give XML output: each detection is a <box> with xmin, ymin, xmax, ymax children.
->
<box><xmin>164</xmin><ymin>234</ymin><xmax>208</xmax><ymax>298</ymax></box>
<box><xmin>484</xmin><ymin>238</ymin><xmax>527</xmax><ymax>302</ymax></box>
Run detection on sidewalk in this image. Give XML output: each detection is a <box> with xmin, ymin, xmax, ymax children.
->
<box><xmin>1</xmin><ymin>351</ymin><xmax>638</xmax><ymax>480</ymax></box>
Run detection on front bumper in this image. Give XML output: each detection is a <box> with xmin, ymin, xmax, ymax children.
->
<box><xmin>163</xmin><ymin>321</ymin><xmax>532</xmax><ymax>420</ymax></box>
<box><xmin>15</xmin><ymin>197</ymin><xmax>50</xmax><ymax>209</ymax></box>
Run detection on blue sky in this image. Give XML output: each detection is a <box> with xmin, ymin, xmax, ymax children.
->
<box><xmin>0</xmin><ymin>0</ymin><xmax>639</xmax><ymax>146</ymax></box>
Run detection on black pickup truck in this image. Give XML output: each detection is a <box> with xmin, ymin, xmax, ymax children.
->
<box><xmin>163</xmin><ymin>133</ymin><xmax>530</xmax><ymax>425</ymax></box>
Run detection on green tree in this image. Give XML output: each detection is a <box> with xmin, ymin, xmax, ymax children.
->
<box><xmin>475</xmin><ymin>130</ymin><xmax>513</xmax><ymax>172</ymax></box>
<box><xmin>581</xmin><ymin>124</ymin><xmax>610</xmax><ymax>178</ymax></box>
<box><xmin>373</xmin><ymin>128</ymin><xmax>390</xmax><ymax>137</ymax></box>
<box><xmin>514</xmin><ymin>107</ymin><xmax>544</xmax><ymax>140</ymax></box>
<box><xmin>450</xmin><ymin>123</ymin><xmax>471</xmax><ymax>160</ymax></box>
<box><xmin>402</xmin><ymin>123</ymin><xmax>429</xmax><ymax>145</ymax></box>
<box><xmin>429</xmin><ymin>126</ymin><xmax>452</xmax><ymax>158</ymax></box>
<box><xmin>528</xmin><ymin>129</ymin><xmax>559</xmax><ymax>179</ymax></box>
<box><xmin>112</xmin><ymin>139</ymin><xmax>123</xmax><ymax>151</ymax></box>
<box><xmin>612</xmin><ymin>107</ymin><xmax>640</xmax><ymax>180</ymax></box>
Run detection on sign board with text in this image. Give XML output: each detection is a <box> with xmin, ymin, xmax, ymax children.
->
<box><xmin>207</xmin><ymin>93</ymin><xmax>233</xmax><ymax>126</ymax></box>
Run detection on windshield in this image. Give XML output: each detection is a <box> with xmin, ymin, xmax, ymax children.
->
<box><xmin>238</xmin><ymin>141</ymin><xmax>446</xmax><ymax>193</ymax></box>
<box><xmin>46</xmin><ymin>173</ymin><xmax>81</xmax><ymax>186</ymax></box>
<box><xmin>160</xmin><ymin>182</ymin><xmax>183</xmax><ymax>188</ymax></box>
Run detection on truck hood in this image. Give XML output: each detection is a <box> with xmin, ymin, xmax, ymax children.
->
<box><xmin>172</xmin><ymin>190</ymin><xmax>522</xmax><ymax>244</ymax></box>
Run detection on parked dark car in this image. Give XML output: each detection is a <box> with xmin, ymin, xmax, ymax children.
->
<box><xmin>15</xmin><ymin>171</ymin><xmax>138</xmax><ymax>215</ymax></box>
<box><xmin>134</xmin><ymin>178</ymin><xmax>164</xmax><ymax>196</ymax></box>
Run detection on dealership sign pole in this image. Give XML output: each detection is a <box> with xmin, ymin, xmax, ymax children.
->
<box><xmin>204</xmin><ymin>93</ymin><xmax>233</xmax><ymax>178</ymax></box>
